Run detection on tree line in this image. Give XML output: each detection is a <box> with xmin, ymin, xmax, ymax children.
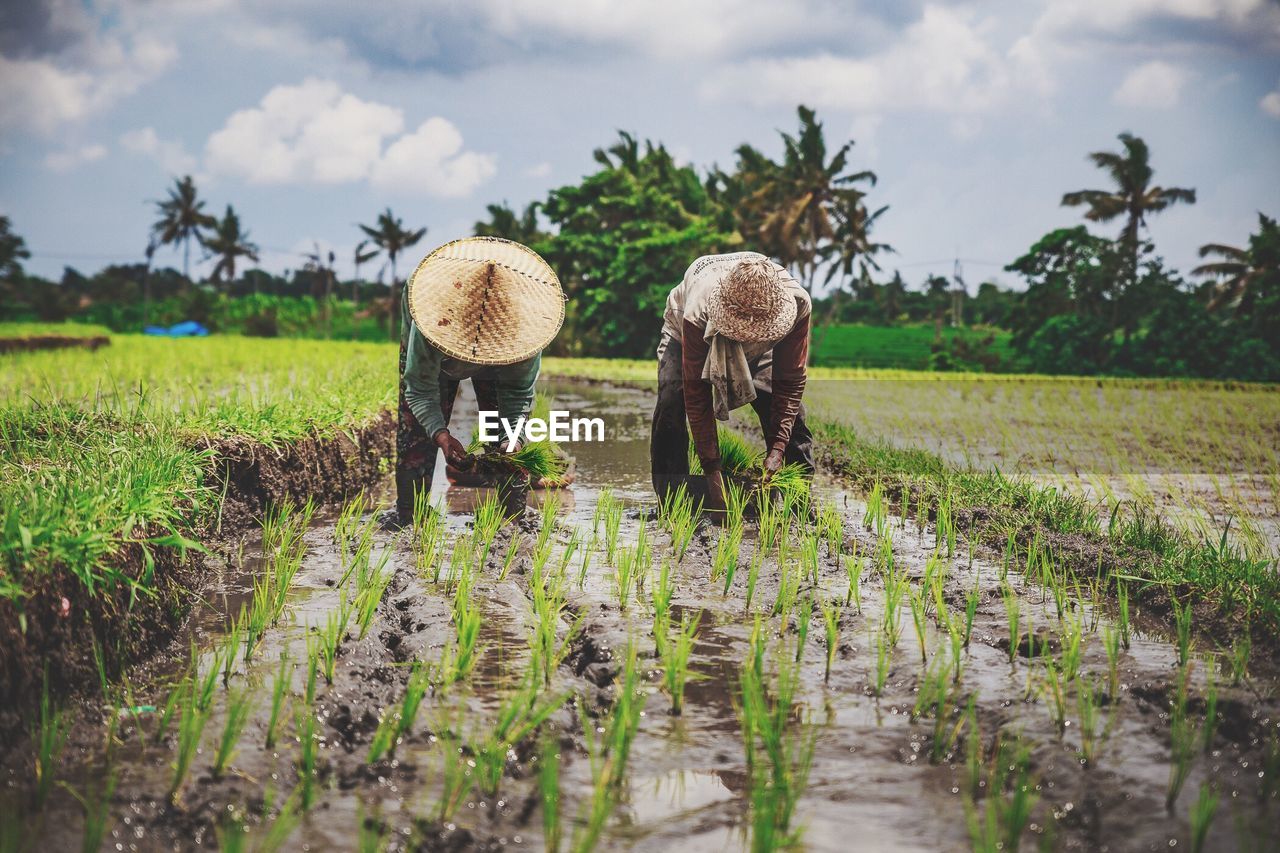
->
<box><xmin>0</xmin><ymin>106</ymin><xmax>1275</xmax><ymax>379</ymax></box>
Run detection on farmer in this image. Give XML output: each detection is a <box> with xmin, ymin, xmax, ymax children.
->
<box><xmin>386</xmin><ymin>236</ymin><xmax>565</xmax><ymax>527</ymax></box>
<box><xmin>651</xmin><ymin>252</ymin><xmax>815</xmax><ymax>512</ymax></box>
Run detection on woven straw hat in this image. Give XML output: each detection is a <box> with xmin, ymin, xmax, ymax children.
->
<box><xmin>706</xmin><ymin>256</ymin><xmax>797</xmax><ymax>344</ymax></box>
<box><xmin>407</xmin><ymin>237</ymin><xmax>564</xmax><ymax>365</ymax></box>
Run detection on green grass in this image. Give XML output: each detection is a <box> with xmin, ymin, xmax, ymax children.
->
<box><xmin>0</xmin><ymin>321</ymin><xmax>113</xmax><ymax>339</ymax></box>
<box><xmin>1</xmin><ymin>335</ymin><xmax>394</xmax><ymax>617</ymax></box>
<box><xmin>809</xmin><ymin>323</ymin><xmax>1015</xmax><ymax>370</ymax></box>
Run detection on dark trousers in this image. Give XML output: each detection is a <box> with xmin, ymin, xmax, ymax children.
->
<box><xmin>650</xmin><ymin>335</ymin><xmax>815</xmax><ymax>501</ymax></box>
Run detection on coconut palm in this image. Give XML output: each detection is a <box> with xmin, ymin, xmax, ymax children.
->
<box><xmin>1061</xmin><ymin>132</ymin><xmax>1195</xmax><ymax>281</ymax></box>
<box><xmin>352</xmin><ymin>240</ymin><xmax>378</xmax><ymax>303</ymax></box>
<box><xmin>821</xmin><ymin>196</ymin><xmax>893</xmax><ymax>289</ymax></box>
<box><xmin>474</xmin><ymin>202</ymin><xmax>545</xmax><ymax>245</ymax></box>
<box><xmin>748</xmin><ymin>106</ymin><xmax>877</xmax><ymax>290</ymax></box>
<box><xmin>358</xmin><ymin>208</ymin><xmax>427</xmax><ymax>335</ymax></box>
<box><xmin>202</xmin><ymin>205</ymin><xmax>259</xmax><ymax>284</ymax></box>
<box><xmin>0</xmin><ymin>216</ymin><xmax>30</xmax><ymax>280</ymax></box>
<box><xmin>151</xmin><ymin>175</ymin><xmax>216</xmax><ymax>280</ymax></box>
<box><xmin>1193</xmin><ymin>213</ymin><xmax>1279</xmax><ymax>313</ymax></box>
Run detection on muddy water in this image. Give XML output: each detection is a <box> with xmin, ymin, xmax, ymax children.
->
<box><xmin>4</xmin><ymin>380</ymin><xmax>1278</xmax><ymax>852</ymax></box>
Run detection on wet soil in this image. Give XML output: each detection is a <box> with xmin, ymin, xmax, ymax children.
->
<box><xmin>3</xmin><ymin>381</ymin><xmax>1278</xmax><ymax>852</ymax></box>
<box><xmin>0</xmin><ymin>335</ymin><xmax>111</xmax><ymax>354</ymax></box>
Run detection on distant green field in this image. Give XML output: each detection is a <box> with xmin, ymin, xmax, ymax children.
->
<box><xmin>0</xmin><ymin>321</ymin><xmax>112</xmax><ymax>339</ymax></box>
<box><xmin>809</xmin><ymin>323</ymin><xmax>1015</xmax><ymax>370</ymax></box>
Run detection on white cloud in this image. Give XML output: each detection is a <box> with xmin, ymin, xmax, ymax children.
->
<box><xmin>371</xmin><ymin>118</ymin><xmax>497</xmax><ymax>197</ymax></box>
<box><xmin>701</xmin><ymin>6</ymin><xmax>1012</xmax><ymax>119</ymax></box>
<box><xmin>120</xmin><ymin>127</ymin><xmax>198</xmax><ymax>175</ymax></box>
<box><xmin>43</xmin><ymin>143</ymin><xmax>107</xmax><ymax>172</ymax></box>
<box><xmin>203</xmin><ymin>79</ymin><xmax>494</xmax><ymax>196</ymax></box>
<box><xmin>0</xmin><ymin>34</ymin><xmax>175</xmax><ymax>137</ymax></box>
<box><xmin>1113</xmin><ymin>60</ymin><xmax>1191</xmax><ymax>108</ymax></box>
<box><xmin>1262</xmin><ymin>81</ymin><xmax>1280</xmax><ymax>118</ymax></box>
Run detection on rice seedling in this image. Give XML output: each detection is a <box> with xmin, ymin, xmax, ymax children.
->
<box><xmin>1201</xmin><ymin>667</ymin><xmax>1218</xmax><ymax>753</ymax></box>
<box><xmin>614</xmin><ymin>543</ymin><xmax>641</xmax><ymax>611</ymax></box>
<box><xmin>945</xmin><ymin>614</ymin><xmax>966</xmax><ymax>683</ymax></box>
<box><xmin>576</xmin><ymin>536</ymin><xmax>594</xmax><ymax>589</ymax></box>
<box><xmin>1059</xmin><ymin>613</ymin><xmax>1083</xmax><ymax>682</ymax></box>
<box><xmin>659</xmin><ymin>483</ymin><xmax>699</xmax><ymax>563</ymax></box>
<box><xmin>296</xmin><ymin>706</ymin><xmax>320</xmax><ymax>811</ymax></box>
<box><xmin>443</xmin><ymin>596</ymin><xmax>483</xmax><ymax>684</ymax></box>
<box><xmin>843</xmin><ymin>549</ymin><xmax>863</xmax><ymax>613</ymax></box>
<box><xmin>1189</xmin><ymin>783</ymin><xmax>1219</xmax><ymax>853</ymax></box>
<box><xmin>1001</xmin><ymin>582</ymin><xmax>1021</xmax><ymax>666</ymax></box>
<box><xmin>962</xmin><ymin>577</ymin><xmax>979</xmax><ymax>648</ymax></box>
<box><xmin>864</xmin><ymin>480</ymin><xmax>887</xmax><ymax>538</ymax></box>
<box><xmin>367</xmin><ymin>660</ymin><xmax>431</xmax><ymax>764</ymax></box>
<box><xmin>312</xmin><ymin>608</ymin><xmax>346</xmax><ymax>685</ymax></box>
<box><xmin>794</xmin><ymin>595</ymin><xmax>813</xmax><ymax>664</ymax></box>
<box><xmin>1174</xmin><ymin>599</ymin><xmax>1194</xmax><ymax>668</ymax></box>
<box><xmin>771</xmin><ymin>554</ymin><xmax>801</xmax><ymax>622</ymax></box>
<box><xmin>881</xmin><ymin>568</ymin><xmax>907</xmax><ymax>649</ymax></box>
<box><xmin>434</xmin><ymin>709</ymin><xmax>473</xmax><ymax>823</ymax></box>
<box><xmin>64</xmin><ymin>759</ymin><xmax>118</xmax><ymax>853</ymax></box>
<box><xmin>1117</xmin><ymin>581</ymin><xmax>1131</xmax><ymax>649</ymax></box>
<box><xmin>474</xmin><ymin>674</ymin><xmax>568</xmax><ymax>795</ymax></box>
<box><xmin>817</xmin><ymin>502</ymin><xmax>843</xmax><ymax>557</ymax></box>
<box><xmin>265</xmin><ymin>649</ymin><xmax>291</xmax><ymax>750</ymax></box>
<box><xmin>659</xmin><ymin>612</ymin><xmax>701</xmax><ymax>715</ymax></box>
<box><xmin>936</xmin><ymin>489</ymin><xmax>957</xmax><ymax>556</ymax></box>
<box><xmin>800</xmin><ymin>531</ymin><xmax>820</xmax><ymax>585</ymax></box>
<box><xmin>737</xmin><ymin>629</ymin><xmax>816</xmax><ymax>852</ymax></box>
<box><xmin>909</xmin><ymin>588</ymin><xmax>929</xmax><ymax>664</ymax></box>
<box><xmin>1228</xmin><ymin>632</ymin><xmax>1250</xmax><ymax>685</ymax></box>
<box><xmin>651</xmin><ymin>558</ymin><xmax>673</xmax><ymax>632</ymax></box>
<box><xmin>603</xmin><ymin>498</ymin><xmax>624</xmax><ymax>565</ymax></box>
<box><xmin>1042</xmin><ymin>659</ymin><xmax>1067</xmax><ymax>736</ymax></box>
<box><xmin>539</xmin><ymin>735</ymin><xmax>562</xmax><ymax>853</ymax></box>
<box><xmin>1166</xmin><ymin>666</ymin><xmax>1199</xmax><ymax>812</ymax></box>
<box><xmin>745</xmin><ymin>544</ymin><xmax>764</xmax><ymax>612</ymax></box>
<box><xmin>821</xmin><ymin>599</ymin><xmax>842</xmax><ymax>683</ymax></box>
<box><xmin>1102</xmin><ymin>624</ymin><xmax>1122</xmax><ymax>699</ymax></box>
<box><xmin>353</xmin><ymin>551</ymin><xmax>393</xmax><ymax>640</ymax></box>
<box><xmin>964</xmin><ymin>735</ymin><xmax>1039</xmax><ymax>853</ymax></box>
<box><xmin>713</xmin><ymin>520</ymin><xmax>743</xmax><ymax>590</ymax></box>
<box><xmin>32</xmin><ymin>677</ymin><xmax>69</xmax><ymax>807</ymax></box>
<box><xmin>219</xmin><ymin>617</ymin><xmax>241</xmax><ymax>686</ymax></box>
<box><xmin>573</xmin><ymin>643</ymin><xmax>645</xmax><ymax>853</ymax></box>
<box><xmin>213</xmin><ymin>687</ymin><xmax>254</xmax><ymax>778</ymax></box>
<box><xmin>1076</xmin><ymin>676</ymin><xmax>1105</xmax><ymax>768</ymax></box>
<box><xmin>413</xmin><ymin>487</ymin><xmax>445</xmax><ymax>579</ymax></box>
<box><xmin>912</xmin><ymin>648</ymin><xmax>969</xmax><ymax>763</ymax></box>
<box><xmin>169</xmin><ymin>683</ymin><xmax>210</xmax><ymax>801</ymax></box>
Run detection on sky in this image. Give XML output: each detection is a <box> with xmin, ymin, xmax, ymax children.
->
<box><xmin>1</xmin><ymin>0</ymin><xmax>1278</xmax><ymax>293</ymax></box>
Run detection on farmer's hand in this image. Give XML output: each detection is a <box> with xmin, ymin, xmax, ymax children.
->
<box><xmin>434</xmin><ymin>430</ymin><xmax>469</xmax><ymax>468</ymax></box>
<box><xmin>762</xmin><ymin>448</ymin><xmax>785</xmax><ymax>483</ymax></box>
<box><xmin>704</xmin><ymin>469</ymin><xmax>728</xmax><ymax>515</ymax></box>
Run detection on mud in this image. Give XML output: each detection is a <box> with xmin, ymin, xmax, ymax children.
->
<box><xmin>2</xmin><ymin>381</ymin><xmax>1278</xmax><ymax>852</ymax></box>
<box><xmin>0</xmin><ymin>335</ymin><xmax>111</xmax><ymax>354</ymax></box>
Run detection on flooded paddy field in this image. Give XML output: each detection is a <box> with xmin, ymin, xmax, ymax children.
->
<box><xmin>3</xmin><ymin>381</ymin><xmax>1277</xmax><ymax>852</ymax></box>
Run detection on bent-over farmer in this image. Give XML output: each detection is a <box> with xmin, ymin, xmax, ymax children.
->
<box><xmin>651</xmin><ymin>252</ymin><xmax>815</xmax><ymax>511</ymax></box>
<box><xmin>386</xmin><ymin>236</ymin><xmax>565</xmax><ymax>527</ymax></box>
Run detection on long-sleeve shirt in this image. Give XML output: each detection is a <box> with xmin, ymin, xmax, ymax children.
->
<box><xmin>664</xmin><ymin>253</ymin><xmax>811</xmax><ymax>471</ymax></box>
<box><xmin>401</xmin><ymin>291</ymin><xmax>540</xmax><ymax>438</ymax></box>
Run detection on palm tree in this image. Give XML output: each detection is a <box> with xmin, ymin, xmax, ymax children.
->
<box><xmin>474</xmin><ymin>201</ymin><xmax>544</xmax><ymax>244</ymax></box>
<box><xmin>813</xmin><ymin>196</ymin><xmax>893</xmax><ymax>346</ymax></box>
<box><xmin>202</xmin><ymin>205</ymin><xmax>259</xmax><ymax>284</ymax></box>
<box><xmin>358</xmin><ymin>208</ymin><xmax>426</xmax><ymax>336</ymax></box>
<box><xmin>352</xmin><ymin>240</ymin><xmax>379</xmax><ymax>304</ymax></box>
<box><xmin>0</xmin><ymin>216</ymin><xmax>30</xmax><ymax>280</ymax></box>
<box><xmin>1193</xmin><ymin>213</ymin><xmax>1279</xmax><ymax>313</ymax></box>
<box><xmin>1061</xmin><ymin>132</ymin><xmax>1195</xmax><ymax>282</ymax></box>
<box><xmin>593</xmin><ymin>131</ymin><xmax>642</xmax><ymax>173</ymax></box>
<box><xmin>747</xmin><ymin>106</ymin><xmax>877</xmax><ymax>290</ymax></box>
<box><xmin>151</xmin><ymin>175</ymin><xmax>216</xmax><ymax>280</ymax></box>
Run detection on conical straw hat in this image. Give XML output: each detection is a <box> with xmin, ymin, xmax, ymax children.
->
<box><xmin>706</xmin><ymin>256</ymin><xmax>797</xmax><ymax>344</ymax></box>
<box><xmin>406</xmin><ymin>237</ymin><xmax>564</xmax><ymax>365</ymax></box>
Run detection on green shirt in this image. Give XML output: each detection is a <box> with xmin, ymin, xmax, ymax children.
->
<box><xmin>401</xmin><ymin>291</ymin><xmax>541</xmax><ymax>438</ymax></box>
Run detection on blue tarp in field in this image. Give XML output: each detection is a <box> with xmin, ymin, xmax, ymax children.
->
<box><xmin>143</xmin><ymin>321</ymin><xmax>209</xmax><ymax>337</ymax></box>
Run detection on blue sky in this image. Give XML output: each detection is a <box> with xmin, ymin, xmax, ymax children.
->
<box><xmin>1</xmin><ymin>0</ymin><xmax>1278</xmax><ymax>292</ymax></box>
